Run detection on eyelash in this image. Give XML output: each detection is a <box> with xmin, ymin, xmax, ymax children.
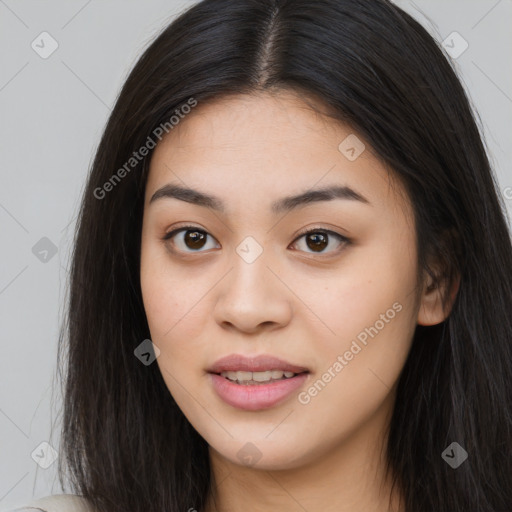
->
<box><xmin>162</xmin><ymin>224</ymin><xmax>351</xmax><ymax>256</ymax></box>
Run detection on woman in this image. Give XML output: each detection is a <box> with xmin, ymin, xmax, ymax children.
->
<box><xmin>14</xmin><ymin>0</ymin><xmax>512</xmax><ymax>511</ymax></box>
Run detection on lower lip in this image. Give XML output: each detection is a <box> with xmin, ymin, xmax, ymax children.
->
<box><xmin>209</xmin><ymin>372</ymin><xmax>309</xmax><ymax>411</ymax></box>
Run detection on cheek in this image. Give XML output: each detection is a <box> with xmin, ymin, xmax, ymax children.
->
<box><xmin>140</xmin><ymin>241</ymin><xmax>213</xmax><ymax>380</ymax></box>
<box><xmin>293</xmin><ymin>280</ymin><xmax>416</xmax><ymax>448</ymax></box>
<box><xmin>303</xmin><ymin>252</ymin><xmax>415</xmax><ymax>344</ymax></box>
<box><xmin>301</xmin><ymin>235</ymin><xmax>418</xmax><ymax>387</ymax></box>
<box><xmin>141</xmin><ymin>272</ymin><xmax>209</xmax><ymax>351</ymax></box>
<box><xmin>140</xmin><ymin>262</ymin><xmax>207</xmax><ymax>409</ymax></box>
<box><xmin>141</xmin><ymin>236</ymin><xmax>191</xmax><ymax>333</ymax></box>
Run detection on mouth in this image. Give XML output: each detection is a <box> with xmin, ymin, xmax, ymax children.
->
<box><xmin>207</xmin><ymin>354</ymin><xmax>310</xmax><ymax>410</ymax></box>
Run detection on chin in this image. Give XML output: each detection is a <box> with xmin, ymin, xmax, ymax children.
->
<box><xmin>207</xmin><ymin>434</ymin><xmax>317</xmax><ymax>471</ymax></box>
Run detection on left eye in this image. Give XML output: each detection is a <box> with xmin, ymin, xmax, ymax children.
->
<box><xmin>163</xmin><ymin>226</ymin><xmax>349</xmax><ymax>255</ymax></box>
<box><xmin>290</xmin><ymin>228</ymin><xmax>349</xmax><ymax>254</ymax></box>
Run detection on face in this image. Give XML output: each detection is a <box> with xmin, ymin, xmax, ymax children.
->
<box><xmin>140</xmin><ymin>90</ymin><xmax>431</xmax><ymax>471</ymax></box>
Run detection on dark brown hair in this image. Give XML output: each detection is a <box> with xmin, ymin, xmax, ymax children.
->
<box><xmin>55</xmin><ymin>1</ymin><xmax>512</xmax><ymax>511</ymax></box>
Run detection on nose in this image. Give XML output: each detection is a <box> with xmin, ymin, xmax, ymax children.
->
<box><xmin>212</xmin><ymin>249</ymin><xmax>293</xmax><ymax>334</ymax></box>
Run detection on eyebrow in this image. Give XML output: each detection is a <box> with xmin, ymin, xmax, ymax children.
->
<box><xmin>149</xmin><ymin>182</ymin><xmax>371</xmax><ymax>214</ymax></box>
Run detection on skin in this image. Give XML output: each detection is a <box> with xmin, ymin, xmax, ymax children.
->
<box><xmin>140</xmin><ymin>89</ymin><xmax>456</xmax><ymax>512</ymax></box>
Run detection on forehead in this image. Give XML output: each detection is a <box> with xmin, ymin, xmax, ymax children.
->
<box><xmin>145</xmin><ymin>90</ymin><xmax>410</xmax><ymax>218</ymax></box>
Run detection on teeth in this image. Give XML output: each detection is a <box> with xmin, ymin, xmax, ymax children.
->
<box><xmin>220</xmin><ymin>369</ymin><xmax>298</xmax><ymax>383</ymax></box>
<box><xmin>253</xmin><ymin>371</ymin><xmax>272</xmax><ymax>382</ymax></box>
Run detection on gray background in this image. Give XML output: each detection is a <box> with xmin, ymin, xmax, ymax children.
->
<box><xmin>1</xmin><ymin>0</ymin><xmax>511</xmax><ymax>509</ymax></box>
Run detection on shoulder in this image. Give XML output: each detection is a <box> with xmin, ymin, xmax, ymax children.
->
<box><xmin>7</xmin><ymin>494</ymin><xmax>96</xmax><ymax>512</ymax></box>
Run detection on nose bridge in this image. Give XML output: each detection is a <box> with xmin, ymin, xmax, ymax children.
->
<box><xmin>228</xmin><ymin>234</ymin><xmax>274</xmax><ymax>299</ymax></box>
<box><xmin>213</xmin><ymin>234</ymin><xmax>292</xmax><ymax>331</ymax></box>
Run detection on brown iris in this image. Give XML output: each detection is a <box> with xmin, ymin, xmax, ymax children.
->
<box><xmin>305</xmin><ymin>232</ymin><xmax>328</xmax><ymax>252</ymax></box>
<box><xmin>184</xmin><ymin>230</ymin><xmax>207</xmax><ymax>250</ymax></box>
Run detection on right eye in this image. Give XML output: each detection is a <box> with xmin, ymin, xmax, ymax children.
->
<box><xmin>163</xmin><ymin>225</ymin><xmax>221</xmax><ymax>253</ymax></box>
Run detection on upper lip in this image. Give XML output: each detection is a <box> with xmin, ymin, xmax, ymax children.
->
<box><xmin>208</xmin><ymin>354</ymin><xmax>309</xmax><ymax>374</ymax></box>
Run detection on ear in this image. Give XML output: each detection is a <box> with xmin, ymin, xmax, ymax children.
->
<box><xmin>417</xmin><ymin>268</ymin><xmax>460</xmax><ymax>326</ymax></box>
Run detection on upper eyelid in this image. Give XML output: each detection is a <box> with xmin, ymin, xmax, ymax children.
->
<box><xmin>294</xmin><ymin>226</ymin><xmax>349</xmax><ymax>241</ymax></box>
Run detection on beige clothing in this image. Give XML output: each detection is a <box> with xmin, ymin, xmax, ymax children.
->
<box><xmin>9</xmin><ymin>494</ymin><xmax>95</xmax><ymax>512</ymax></box>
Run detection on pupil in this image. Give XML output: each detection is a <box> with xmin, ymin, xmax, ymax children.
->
<box><xmin>307</xmin><ymin>232</ymin><xmax>327</xmax><ymax>252</ymax></box>
<box><xmin>185</xmin><ymin>230</ymin><xmax>206</xmax><ymax>249</ymax></box>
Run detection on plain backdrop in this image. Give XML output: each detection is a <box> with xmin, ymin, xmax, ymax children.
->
<box><xmin>1</xmin><ymin>0</ymin><xmax>511</xmax><ymax>509</ymax></box>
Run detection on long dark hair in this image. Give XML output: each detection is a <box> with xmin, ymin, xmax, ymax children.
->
<box><xmin>55</xmin><ymin>1</ymin><xmax>512</xmax><ymax>511</ymax></box>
